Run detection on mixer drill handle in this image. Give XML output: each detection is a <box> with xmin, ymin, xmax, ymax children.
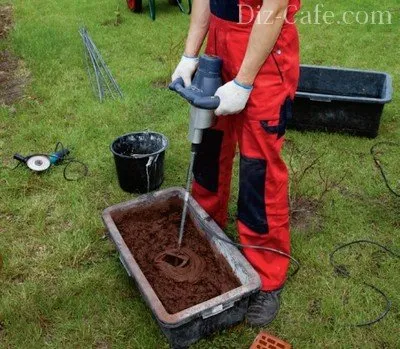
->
<box><xmin>169</xmin><ymin>78</ymin><xmax>220</xmax><ymax>110</ymax></box>
<box><xmin>193</xmin><ymin>95</ymin><xmax>220</xmax><ymax>110</ymax></box>
<box><xmin>169</xmin><ymin>77</ymin><xmax>185</xmax><ymax>93</ymax></box>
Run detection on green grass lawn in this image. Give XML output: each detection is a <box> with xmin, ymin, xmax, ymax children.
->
<box><xmin>1</xmin><ymin>0</ymin><xmax>399</xmax><ymax>348</ymax></box>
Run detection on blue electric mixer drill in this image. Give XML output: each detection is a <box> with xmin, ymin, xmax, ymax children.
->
<box><xmin>169</xmin><ymin>54</ymin><xmax>222</xmax><ymax>247</ymax></box>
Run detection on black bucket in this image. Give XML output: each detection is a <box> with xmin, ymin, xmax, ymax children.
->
<box><xmin>111</xmin><ymin>132</ymin><xmax>168</xmax><ymax>193</ymax></box>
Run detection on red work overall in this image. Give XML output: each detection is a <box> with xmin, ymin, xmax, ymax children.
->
<box><xmin>192</xmin><ymin>0</ymin><xmax>301</xmax><ymax>291</ymax></box>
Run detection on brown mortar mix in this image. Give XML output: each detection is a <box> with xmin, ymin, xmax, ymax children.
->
<box><xmin>112</xmin><ymin>196</ymin><xmax>241</xmax><ymax>314</ymax></box>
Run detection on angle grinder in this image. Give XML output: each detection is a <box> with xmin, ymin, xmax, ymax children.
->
<box><xmin>13</xmin><ymin>148</ymin><xmax>70</xmax><ymax>172</ymax></box>
<box><xmin>169</xmin><ymin>54</ymin><xmax>222</xmax><ymax>247</ymax></box>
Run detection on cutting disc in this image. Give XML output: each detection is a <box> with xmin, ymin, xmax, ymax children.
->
<box><xmin>26</xmin><ymin>155</ymin><xmax>51</xmax><ymax>172</ymax></box>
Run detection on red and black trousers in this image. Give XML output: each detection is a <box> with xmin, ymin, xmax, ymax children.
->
<box><xmin>192</xmin><ymin>1</ymin><xmax>300</xmax><ymax>291</ymax></box>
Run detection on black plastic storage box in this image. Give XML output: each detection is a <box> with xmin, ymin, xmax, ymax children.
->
<box><xmin>289</xmin><ymin>65</ymin><xmax>393</xmax><ymax>138</ymax></box>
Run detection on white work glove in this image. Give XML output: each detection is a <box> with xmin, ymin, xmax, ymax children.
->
<box><xmin>214</xmin><ymin>79</ymin><xmax>253</xmax><ymax>116</ymax></box>
<box><xmin>171</xmin><ymin>55</ymin><xmax>199</xmax><ymax>87</ymax></box>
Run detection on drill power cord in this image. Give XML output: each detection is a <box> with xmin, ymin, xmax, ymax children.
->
<box><xmin>206</xmin><ymin>232</ymin><xmax>398</xmax><ymax>326</ymax></box>
<box><xmin>329</xmin><ymin>239</ymin><xmax>400</xmax><ymax>327</ymax></box>
<box><xmin>370</xmin><ymin>142</ymin><xmax>400</xmax><ymax>197</ymax></box>
<box><xmin>205</xmin><ymin>230</ymin><xmax>300</xmax><ymax>278</ymax></box>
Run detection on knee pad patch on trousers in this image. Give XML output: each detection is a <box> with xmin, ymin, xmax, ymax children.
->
<box><xmin>260</xmin><ymin>97</ymin><xmax>293</xmax><ymax>139</ymax></box>
<box><xmin>193</xmin><ymin>129</ymin><xmax>223</xmax><ymax>193</ymax></box>
<box><xmin>238</xmin><ymin>155</ymin><xmax>268</xmax><ymax>234</ymax></box>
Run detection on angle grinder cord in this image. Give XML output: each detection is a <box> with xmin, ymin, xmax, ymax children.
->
<box><xmin>205</xmin><ymin>230</ymin><xmax>300</xmax><ymax>278</ymax></box>
<box><xmin>329</xmin><ymin>239</ymin><xmax>400</xmax><ymax>327</ymax></box>
<box><xmin>53</xmin><ymin>142</ymin><xmax>89</xmax><ymax>181</ymax></box>
<box><xmin>370</xmin><ymin>141</ymin><xmax>400</xmax><ymax>197</ymax></box>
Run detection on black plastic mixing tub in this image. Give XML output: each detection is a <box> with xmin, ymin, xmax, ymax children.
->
<box><xmin>102</xmin><ymin>187</ymin><xmax>261</xmax><ymax>348</ymax></box>
<box><xmin>289</xmin><ymin>65</ymin><xmax>393</xmax><ymax>138</ymax></box>
<box><xmin>111</xmin><ymin>132</ymin><xmax>168</xmax><ymax>193</ymax></box>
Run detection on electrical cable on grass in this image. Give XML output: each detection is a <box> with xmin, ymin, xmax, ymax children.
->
<box><xmin>206</xmin><ymin>231</ymin><xmax>300</xmax><ymax>278</ymax></box>
<box><xmin>54</xmin><ymin>142</ymin><xmax>89</xmax><ymax>181</ymax></box>
<box><xmin>370</xmin><ymin>142</ymin><xmax>400</xmax><ymax>197</ymax></box>
<box><xmin>329</xmin><ymin>239</ymin><xmax>400</xmax><ymax>327</ymax></box>
<box><xmin>11</xmin><ymin>161</ymin><xmax>23</xmax><ymax>170</ymax></box>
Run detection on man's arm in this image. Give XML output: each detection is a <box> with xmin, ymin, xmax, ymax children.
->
<box><xmin>184</xmin><ymin>0</ymin><xmax>211</xmax><ymax>57</ymax></box>
<box><xmin>171</xmin><ymin>0</ymin><xmax>210</xmax><ymax>87</ymax></box>
<box><xmin>236</xmin><ymin>0</ymin><xmax>289</xmax><ymax>86</ymax></box>
<box><xmin>214</xmin><ymin>0</ymin><xmax>289</xmax><ymax>115</ymax></box>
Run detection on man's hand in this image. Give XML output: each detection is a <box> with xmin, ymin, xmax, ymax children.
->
<box><xmin>214</xmin><ymin>80</ymin><xmax>253</xmax><ymax>116</ymax></box>
<box><xmin>171</xmin><ymin>55</ymin><xmax>199</xmax><ymax>87</ymax></box>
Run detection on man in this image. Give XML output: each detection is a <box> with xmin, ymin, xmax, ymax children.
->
<box><xmin>172</xmin><ymin>0</ymin><xmax>300</xmax><ymax>326</ymax></box>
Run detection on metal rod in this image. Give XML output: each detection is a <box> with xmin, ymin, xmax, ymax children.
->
<box><xmin>80</xmin><ymin>28</ymin><xmax>104</xmax><ymax>102</ymax></box>
<box><xmin>178</xmin><ymin>150</ymin><xmax>196</xmax><ymax>247</ymax></box>
<box><xmin>80</xmin><ymin>30</ymin><xmax>96</xmax><ymax>97</ymax></box>
<box><xmin>85</xmin><ymin>36</ymin><xmax>116</xmax><ymax>100</ymax></box>
<box><xmin>80</xmin><ymin>29</ymin><xmax>102</xmax><ymax>101</ymax></box>
<box><xmin>79</xmin><ymin>27</ymin><xmax>123</xmax><ymax>101</ymax></box>
<box><xmin>85</xmin><ymin>36</ymin><xmax>105</xmax><ymax>101</ymax></box>
<box><xmin>86</xmin><ymin>34</ymin><xmax>123</xmax><ymax>98</ymax></box>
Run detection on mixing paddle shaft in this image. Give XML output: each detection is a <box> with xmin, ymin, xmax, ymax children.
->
<box><xmin>178</xmin><ymin>150</ymin><xmax>196</xmax><ymax>247</ymax></box>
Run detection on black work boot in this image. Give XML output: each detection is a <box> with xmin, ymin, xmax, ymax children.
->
<box><xmin>246</xmin><ymin>288</ymin><xmax>283</xmax><ymax>326</ymax></box>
